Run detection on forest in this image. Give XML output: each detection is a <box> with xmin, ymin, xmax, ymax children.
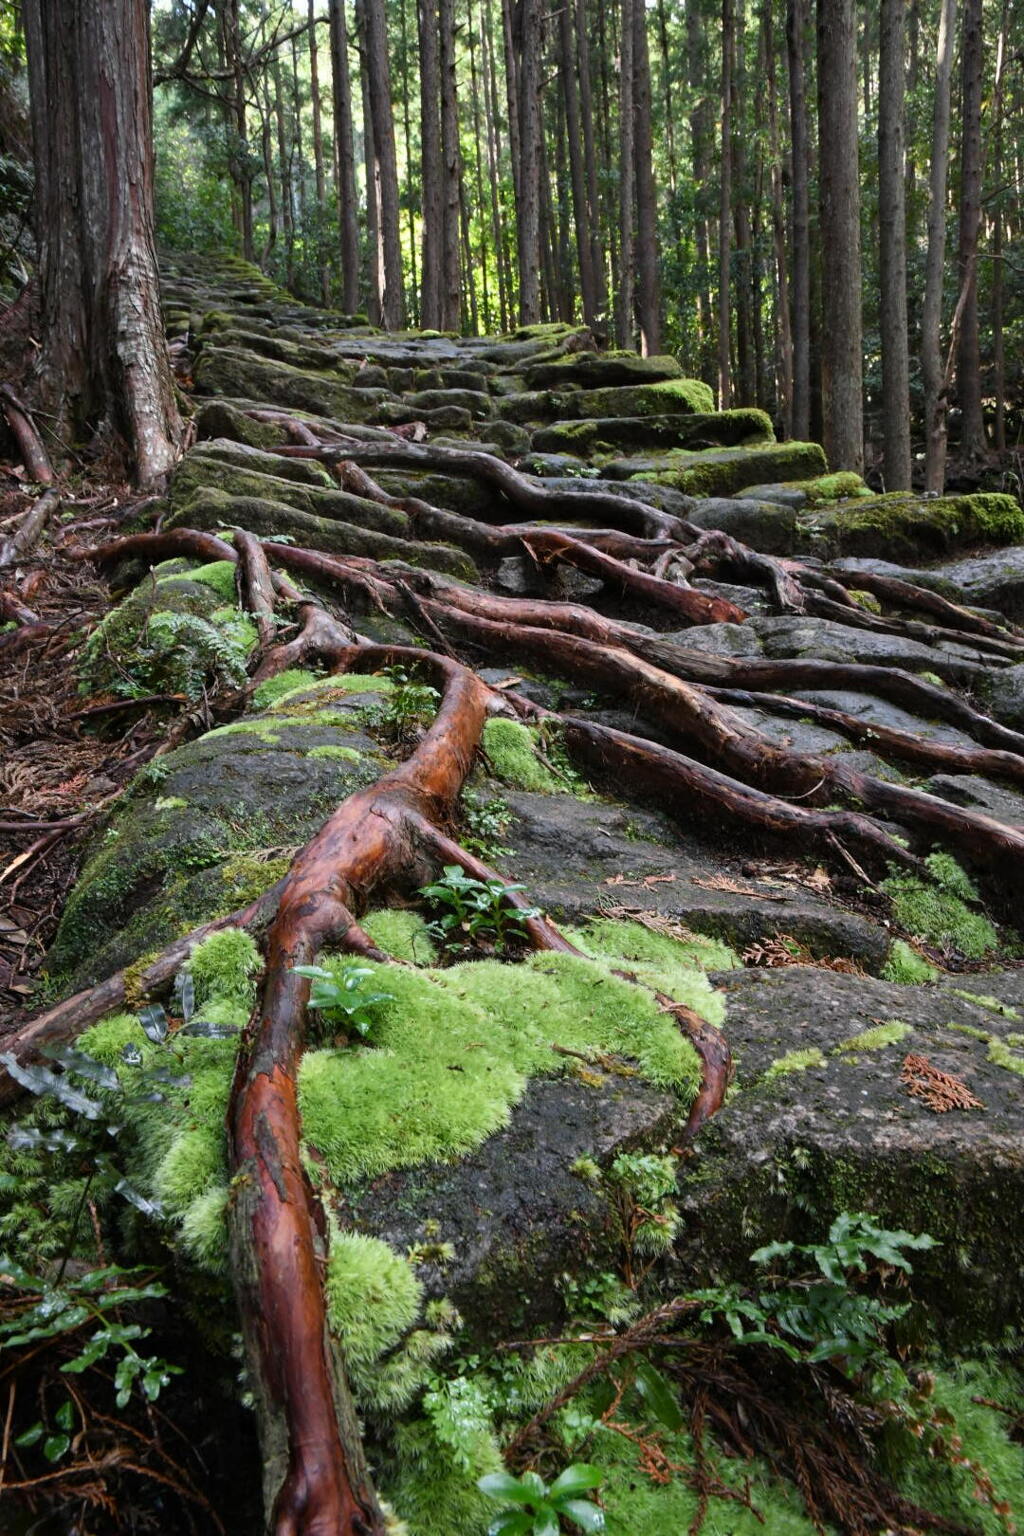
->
<box><xmin>0</xmin><ymin>1</ymin><xmax>1023</xmax><ymax>1535</ymax></box>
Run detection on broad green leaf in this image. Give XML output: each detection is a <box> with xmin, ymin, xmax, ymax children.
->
<box><xmin>559</xmin><ymin>1498</ymin><xmax>607</xmax><ymax>1533</ymax></box>
<box><xmin>137</xmin><ymin>1004</ymin><xmax>168</xmax><ymax>1044</ymax></box>
<box><xmin>479</xmin><ymin>1470</ymin><xmax>544</xmax><ymax>1505</ymax></box>
<box><xmin>43</xmin><ymin>1434</ymin><xmax>70</xmax><ymax>1463</ymax></box>
<box><xmin>634</xmin><ymin>1360</ymin><xmax>683</xmax><ymax>1432</ymax></box>
<box><xmin>487</xmin><ymin>1512</ymin><xmax>535</xmax><ymax>1536</ymax></box>
<box><xmin>14</xmin><ymin>1422</ymin><xmax>43</xmax><ymax>1448</ymax></box>
<box><xmin>549</xmin><ymin>1464</ymin><xmax>604</xmax><ymax>1499</ymax></box>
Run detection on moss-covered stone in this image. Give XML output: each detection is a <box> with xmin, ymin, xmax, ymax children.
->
<box><xmin>637</xmin><ymin>440</ymin><xmax>828</xmax><ymax>499</ymax></box>
<box><xmin>165</xmin><ymin>487</ymin><xmax>476</xmax><ymax>580</ymax></box>
<box><xmin>532</xmin><ymin>407</ymin><xmax>774</xmax><ymax>457</ymax></box>
<box><xmin>169</xmin><ymin>453</ymin><xmax>410</xmax><ymax>538</ymax></box>
<box><xmin>193</xmin><ymin>344</ymin><xmax>389</xmax><ymax>421</ymax></box>
<box><xmin>194</xmin><ymin>400</ymin><xmax>290</xmax><ymax>450</ymax></box>
<box><xmin>524</xmin><ymin>349</ymin><xmax>683</xmax><ymax>390</ymax></box>
<box><xmin>804</xmin><ymin>492</ymin><xmax>1024</xmax><ymax>561</ymax></box>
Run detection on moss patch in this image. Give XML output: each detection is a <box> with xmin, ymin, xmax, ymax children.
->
<box><xmin>881</xmin><ymin>939</ymin><xmax>939</xmax><ymax>985</ymax></box>
<box><xmin>298</xmin><ymin>951</ymin><xmax>701</xmax><ymax>1184</ymax></box>
<box><xmin>881</xmin><ymin>858</ymin><xmax>998</xmax><ymax>960</ymax></box>
<box><xmin>361</xmin><ymin>909</ymin><xmax>439</xmax><ymax>964</ymax></box>
<box><xmin>764</xmin><ymin>1048</ymin><xmax>826</xmax><ymax>1080</ymax></box>
<box><xmin>251</xmin><ymin>668</ymin><xmax>320</xmax><ymax>711</ymax></box>
<box><xmin>188</xmin><ymin>559</ymin><xmax>239</xmax><ymax>601</ymax></box>
<box><xmin>481</xmin><ymin>719</ymin><xmax>566</xmax><ymax>794</ymax></box>
<box><xmin>808</xmin><ymin>492</ymin><xmax>1024</xmax><ymax>561</ymax></box>
<box><xmin>835</xmin><ymin>1020</ymin><xmax>911</xmax><ymax>1053</ymax></box>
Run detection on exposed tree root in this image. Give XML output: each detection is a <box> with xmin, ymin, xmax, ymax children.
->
<box><xmin>0</xmin><ymin>488</ymin><xmax>61</xmax><ymax>569</ymax></box>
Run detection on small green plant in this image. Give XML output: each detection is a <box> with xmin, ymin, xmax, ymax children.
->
<box><xmin>0</xmin><ymin>1257</ymin><xmax>181</xmax><ymax>1410</ymax></box>
<box><xmin>419</xmin><ymin>865</ymin><xmax>540</xmax><ymax>954</ymax></box>
<box><xmin>574</xmin><ymin>1152</ymin><xmax>681</xmax><ymax>1289</ymax></box>
<box><xmin>688</xmin><ymin>1211</ymin><xmax>937</xmax><ymax>1369</ymax></box>
<box><xmin>461</xmin><ymin>794</ymin><xmax>515</xmax><ymax>862</ymax></box>
<box><xmin>291</xmin><ymin>962</ymin><xmax>395</xmax><ymax>1041</ymax></box>
<box><xmin>373</xmin><ymin>665</ymin><xmax>440</xmax><ymax>744</ymax></box>
<box><xmin>478</xmin><ymin>1463</ymin><xmax>605</xmax><ymax>1534</ymax></box>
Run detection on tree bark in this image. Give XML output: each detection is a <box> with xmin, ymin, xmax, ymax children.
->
<box><xmin>616</xmin><ymin>0</ymin><xmax>636</xmax><ymax>349</ymax></box>
<box><xmin>360</xmin><ymin>0</ymin><xmax>405</xmax><ymax>329</ymax></box>
<box><xmin>439</xmin><ymin>0</ymin><xmax>462</xmax><ymax>330</ymax></box>
<box><xmin>22</xmin><ymin>0</ymin><xmax>183</xmax><ymax>489</ymax></box>
<box><xmin>955</xmin><ymin>0</ymin><xmax>984</xmax><ymax>458</ymax></box>
<box><xmin>328</xmin><ymin>0</ymin><xmax>361</xmax><ymax>313</ymax></box>
<box><xmin>878</xmin><ymin>0</ymin><xmax>912</xmax><ymax>489</ymax></box>
<box><xmin>632</xmin><ymin>0</ymin><xmax>661</xmax><ymax>355</ymax></box>
<box><xmin>307</xmin><ymin>2</ymin><xmax>331</xmax><ymax>305</ymax></box>
<box><xmin>921</xmin><ymin>0</ymin><xmax>956</xmax><ymax>492</ymax></box>
<box><xmin>816</xmin><ymin>0</ymin><xmax>863</xmax><ymax>472</ymax></box>
<box><xmin>418</xmin><ymin>0</ymin><xmax>443</xmax><ymax>328</ymax></box>
<box><xmin>514</xmin><ymin>0</ymin><xmax>543</xmax><ymax>324</ymax></box>
<box><xmin>718</xmin><ymin>0</ymin><xmax>733</xmax><ymax>407</ymax></box>
<box><xmin>577</xmin><ymin>0</ymin><xmax>608</xmax><ymax>325</ymax></box>
<box><xmin>786</xmin><ymin>0</ymin><xmax>811</xmax><ymax>439</ymax></box>
<box><xmin>558</xmin><ymin>0</ymin><xmax>597</xmax><ymax>329</ymax></box>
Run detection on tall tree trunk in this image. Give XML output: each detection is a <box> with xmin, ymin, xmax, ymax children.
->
<box><xmin>787</xmin><ymin>0</ymin><xmax>811</xmax><ymax>439</ymax></box>
<box><xmin>816</xmin><ymin>0</ymin><xmax>863</xmax><ymax>471</ymax></box>
<box><xmin>991</xmin><ymin>0</ymin><xmax>1008</xmax><ymax>453</ymax></box>
<box><xmin>767</xmin><ymin>0</ymin><xmax>793</xmax><ymax>436</ymax></box>
<box><xmin>396</xmin><ymin>0</ymin><xmax>419</xmax><ymax>325</ymax></box>
<box><xmin>922</xmin><ymin>0</ymin><xmax>956</xmax><ymax>492</ymax></box>
<box><xmin>482</xmin><ymin>0</ymin><xmax>509</xmax><ymax>330</ymax></box>
<box><xmin>955</xmin><ymin>0</ymin><xmax>984</xmax><ymax>457</ymax></box>
<box><xmin>356</xmin><ymin>0</ymin><xmax>382</xmax><ymax>322</ymax></box>
<box><xmin>23</xmin><ymin>0</ymin><xmax>183</xmax><ymax>488</ymax></box>
<box><xmin>718</xmin><ymin>0</ymin><xmax>733</xmax><ymax>407</ymax></box>
<box><xmin>223</xmin><ymin>0</ymin><xmax>255</xmax><ymax>262</ymax></box>
<box><xmin>418</xmin><ymin>0</ymin><xmax>443</xmax><ymax>328</ymax></box>
<box><xmin>467</xmin><ymin>0</ymin><xmax>492</xmax><ymax>332</ymax></box>
<box><xmin>878</xmin><ymin>0</ymin><xmax>912</xmax><ymax>488</ymax></box>
<box><xmin>439</xmin><ymin>0</ymin><xmax>462</xmax><ymax>329</ymax></box>
<box><xmin>308</xmin><ymin>1</ymin><xmax>331</xmax><ymax>304</ymax></box>
<box><xmin>274</xmin><ymin>56</ymin><xmax>297</xmax><ymax>292</ymax></box>
<box><xmin>514</xmin><ymin>0</ymin><xmax>543</xmax><ymax>323</ymax></box>
<box><xmin>617</xmin><ymin>0</ymin><xmax>636</xmax><ymax>349</ymax></box>
<box><xmin>577</xmin><ymin>0</ymin><xmax>607</xmax><ymax>324</ymax></box>
<box><xmin>632</xmin><ymin>0</ymin><xmax>661</xmax><ymax>354</ymax></box>
<box><xmin>558</xmin><ymin>0</ymin><xmax>596</xmax><ymax>328</ymax></box>
<box><xmin>361</xmin><ymin>0</ymin><xmax>405</xmax><ymax>328</ymax></box>
<box><xmin>687</xmin><ymin>0</ymin><xmax>714</xmax><ymax>386</ymax></box>
<box><xmin>260</xmin><ymin>72</ymin><xmax>279</xmax><ymax>268</ymax></box>
<box><xmin>328</xmin><ymin>0</ymin><xmax>361</xmax><ymax>312</ymax></box>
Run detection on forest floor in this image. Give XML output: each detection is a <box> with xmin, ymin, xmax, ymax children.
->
<box><xmin>2</xmin><ymin>257</ymin><xmax>1024</xmax><ymax>1534</ymax></box>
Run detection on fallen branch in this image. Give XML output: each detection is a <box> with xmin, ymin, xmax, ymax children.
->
<box><xmin>0</xmin><ymin>384</ymin><xmax>55</xmax><ymax>485</ymax></box>
<box><xmin>0</xmin><ymin>489</ymin><xmax>61</xmax><ymax>569</ymax></box>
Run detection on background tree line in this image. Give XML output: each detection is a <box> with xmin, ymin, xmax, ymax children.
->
<box><xmin>3</xmin><ymin>0</ymin><xmax>1022</xmax><ymax>487</ymax></box>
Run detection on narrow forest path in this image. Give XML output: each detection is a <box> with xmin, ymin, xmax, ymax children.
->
<box><xmin>2</xmin><ymin>255</ymin><xmax>1024</xmax><ymax>1535</ymax></box>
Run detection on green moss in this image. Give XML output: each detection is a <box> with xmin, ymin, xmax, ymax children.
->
<box><xmin>186</xmin><ymin>926</ymin><xmax>262</xmax><ymax>1009</ymax></box>
<box><xmin>201</xmin><ymin>719</ymin><xmax>283</xmax><ymax>742</ymax></box>
<box><xmin>306</xmin><ymin>744</ymin><xmax>362</xmax><ymax>762</ymax></box>
<box><xmin>589</xmin><ymin>1421</ymin><xmax>822</xmax><ymax>1536</ymax></box>
<box><xmin>764</xmin><ymin>1048</ymin><xmax>826</xmax><ymax>1080</ymax></box>
<box><xmin>790</xmin><ymin>471</ymin><xmax>871</xmax><ymax>504</ymax></box>
<box><xmin>816</xmin><ymin>492</ymin><xmax>1024</xmax><ymax>560</ymax></box>
<box><xmin>218</xmin><ymin>853</ymin><xmax>291</xmax><ymax>907</ymax></box>
<box><xmin>325</xmin><ymin>1232</ymin><xmax>423</xmax><ymax>1369</ymax></box>
<box><xmin>390</xmin><ymin>1407</ymin><xmax>503</xmax><ymax>1536</ymax></box>
<box><xmin>881</xmin><ymin>940</ymin><xmax>939</xmax><ymax>985</ymax></box>
<box><xmin>188</xmin><ymin>560</ymin><xmax>238</xmax><ymax>601</ymax></box>
<box><xmin>565</xmin><ymin>917</ymin><xmax>734</xmax><ymax>1026</ymax></box>
<box><xmin>481</xmin><ymin>718</ymin><xmax>564</xmax><ymax>793</ymax></box>
<box><xmin>298</xmin><ymin>951</ymin><xmax>700</xmax><ymax>1184</ymax></box>
<box><xmin>881</xmin><ymin>860</ymin><xmax>997</xmax><ymax>960</ymax></box>
<box><xmin>79</xmin><ymin>574</ymin><xmax>255</xmax><ymax>702</ymax></box>
<box><xmin>835</xmin><ymin>1020</ymin><xmax>911</xmax><ymax>1053</ymax></box>
<box><xmin>891</xmin><ymin>1362</ymin><xmax>1024</xmax><ymax>1534</ymax></box>
<box><xmin>848</xmin><ymin>588</ymin><xmax>883</xmax><ymax>614</ymax></box>
<box><xmin>638</xmin><ymin>440</ymin><xmax>828</xmax><ymax>499</ymax></box>
<box><xmin>361</xmin><ymin>909</ymin><xmax>439</xmax><ymax>964</ymax></box>
<box><xmin>251</xmin><ymin>668</ymin><xmax>320</xmax><ymax>710</ymax></box>
<box><xmin>265</xmin><ymin>672</ymin><xmax>394</xmax><ymax>713</ymax></box>
<box><xmin>948</xmin><ymin>988</ymin><xmax>1020</xmax><ymax>1020</ymax></box>
<box><xmin>986</xmin><ymin>1036</ymin><xmax>1024</xmax><ymax>1077</ymax></box>
<box><xmin>154</xmin><ymin>796</ymin><xmax>189</xmax><ymax>812</ymax></box>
